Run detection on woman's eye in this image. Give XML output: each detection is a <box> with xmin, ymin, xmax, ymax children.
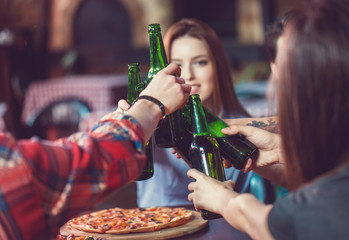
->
<box><xmin>195</xmin><ymin>60</ymin><xmax>208</xmax><ymax>66</ymax></box>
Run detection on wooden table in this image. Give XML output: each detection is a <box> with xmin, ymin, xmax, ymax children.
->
<box><xmin>174</xmin><ymin>217</ymin><xmax>251</xmax><ymax>240</ymax></box>
<box><xmin>173</xmin><ymin>205</ymin><xmax>252</xmax><ymax>240</ymax></box>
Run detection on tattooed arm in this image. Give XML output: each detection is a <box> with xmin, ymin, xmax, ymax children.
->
<box><xmin>224</xmin><ymin>116</ymin><xmax>279</xmax><ymax>133</ymax></box>
<box><xmin>223</xmin><ymin>116</ymin><xmax>288</xmax><ymax>188</ymax></box>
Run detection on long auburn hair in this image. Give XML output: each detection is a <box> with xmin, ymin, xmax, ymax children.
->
<box><xmin>163</xmin><ymin>18</ymin><xmax>249</xmax><ymax>117</ymax></box>
<box><xmin>278</xmin><ymin>0</ymin><xmax>349</xmax><ymax>189</ymax></box>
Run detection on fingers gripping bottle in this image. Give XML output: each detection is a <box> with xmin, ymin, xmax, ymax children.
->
<box><xmin>202</xmin><ymin>107</ymin><xmax>258</xmax><ymax>170</ymax></box>
<box><xmin>178</xmin><ymin>103</ymin><xmax>258</xmax><ymax>170</ymax></box>
<box><xmin>188</xmin><ymin>94</ymin><xmax>225</xmax><ymax>220</ymax></box>
<box><xmin>127</xmin><ymin>63</ymin><xmax>154</xmax><ymax>180</ymax></box>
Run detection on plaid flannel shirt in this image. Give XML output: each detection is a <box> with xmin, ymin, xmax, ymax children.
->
<box><xmin>0</xmin><ymin>112</ymin><xmax>145</xmax><ymax>240</ymax></box>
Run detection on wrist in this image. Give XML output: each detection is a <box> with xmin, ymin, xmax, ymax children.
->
<box><xmin>133</xmin><ymin>95</ymin><xmax>166</xmax><ymax>118</ymax></box>
<box><xmin>218</xmin><ymin>189</ymin><xmax>237</xmax><ymax>216</ymax></box>
<box><xmin>132</xmin><ymin>97</ymin><xmax>163</xmax><ymax>120</ymax></box>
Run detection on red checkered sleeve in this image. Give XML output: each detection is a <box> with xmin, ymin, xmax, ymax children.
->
<box><xmin>0</xmin><ymin>113</ymin><xmax>146</xmax><ymax>240</ymax></box>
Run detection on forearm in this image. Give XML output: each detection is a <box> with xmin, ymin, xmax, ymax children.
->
<box><xmin>120</xmin><ymin>99</ymin><xmax>163</xmax><ymax>142</ymax></box>
<box><xmin>225</xmin><ymin>116</ymin><xmax>279</xmax><ymax>133</ymax></box>
<box><xmin>221</xmin><ymin>194</ymin><xmax>274</xmax><ymax>240</ymax></box>
<box><xmin>253</xmin><ymin>164</ymin><xmax>288</xmax><ymax>188</ymax></box>
<box><xmin>250</xmin><ymin>132</ymin><xmax>288</xmax><ymax>188</ymax></box>
<box><xmin>223</xmin><ymin>116</ymin><xmax>288</xmax><ymax>187</ymax></box>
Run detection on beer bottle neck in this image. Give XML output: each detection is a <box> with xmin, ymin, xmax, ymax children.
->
<box><xmin>127</xmin><ymin>63</ymin><xmax>141</xmax><ymax>105</ymax></box>
<box><xmin>149</xmin><ymin>33</ymin><xmax>168</xmax><ymax>67</ymax></box>
<box><xmin>146</xmin><ymin>24</ymin><xmax>168</xmax><ymax>85</ymax></box>
<box><xmin>190</xmin><ymin>94</ymin><xmax>209</xmax><ymax>136</ymax></box>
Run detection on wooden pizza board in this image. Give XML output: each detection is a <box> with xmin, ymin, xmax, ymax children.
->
<box><xmin>60</xmin><ymin>210</ymin><xmax>208</xmax><ymax>240</ymax></box>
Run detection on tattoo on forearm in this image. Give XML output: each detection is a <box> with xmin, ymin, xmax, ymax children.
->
<box><xmin>247</xmin><ymin>119</ymin><xmax>279</xmax><ymax>133</ymax></box>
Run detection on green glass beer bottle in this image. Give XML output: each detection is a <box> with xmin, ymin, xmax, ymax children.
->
<box><xmin>127</xmin><ymin>63</ymin><xmax>141</xmax><ymax>104</ymax></box>
<box><xmin>179</xmin><ymin>103</ymin><xmax>258</xmax><ymax>170</ymax></box>
<box><xmin>146</xmin><ymin>23</ymin><xmax>183</xmax><ymax>148</ymax></box>
<box><xmin>188</xmin><ymin>94</ymin><xmax>225</xmax><ymax>220</ymax></box>
<box><xmin>173</xmin><ymin>103</ymin><xmax>193</xmax><ymax>166</ymax></box>
<box><xmin>203</xmin><ymin>107</ymin><xmax>258</xmax><ymax>170</ymax></box>
<box><xmin>127</xmin><ymin>63</ymin><xmax>154</xmax><ymax>180</ymax></box>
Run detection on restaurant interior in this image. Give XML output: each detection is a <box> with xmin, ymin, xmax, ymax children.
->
<box><xmin>0</xmin><ymin>0</ymin><xmax>299</xmax><ymax>210</ymax></box>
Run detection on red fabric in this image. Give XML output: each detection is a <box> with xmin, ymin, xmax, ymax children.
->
<box><xmin>0</xmin><ymin>113</ymin><xmax>145</xmax><ymax>240</ymax></box>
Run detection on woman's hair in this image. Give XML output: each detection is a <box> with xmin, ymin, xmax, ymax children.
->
<box><xmin>163</xmin><ymin>18</ymin><xmax>249</xmax><ymax>116</ymax></box>
<box><xmin>264</xmin><ymin>9</ymin><xmax>300</xmax><ymax>63</ymax></box>
<box><xmin>277</xmin><ymin>0</ymin><xmax>349</xmax><ymax>189</ymax></box>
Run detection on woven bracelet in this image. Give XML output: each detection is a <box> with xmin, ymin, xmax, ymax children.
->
<box><xmin>133</xmin><ymin>95</ymin><xmax>166</xmax><ymax>117</ymax></box>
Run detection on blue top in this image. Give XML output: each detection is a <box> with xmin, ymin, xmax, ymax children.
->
<box><xmin>136</xmin><ymin>111</ymin><xmax>253</xmax><ymax>207</ymax></box>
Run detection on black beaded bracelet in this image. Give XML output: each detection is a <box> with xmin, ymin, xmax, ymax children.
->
<box><xmin>132</xmin><ymin>95</ymin><xmax>166</xmax><ymax>117</ymax></box>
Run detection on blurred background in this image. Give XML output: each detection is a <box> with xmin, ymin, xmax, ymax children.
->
<box><xmin>0</xmin><ymin>0</ymin><xmax>299</xmax><ymax>139</ymax></box>
<box><xmin>0</xmin><ymin>0</ymin><xmax>299</xmax><ymax>209</ymax></box>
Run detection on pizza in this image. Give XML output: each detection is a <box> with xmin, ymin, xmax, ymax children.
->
<box><xmin>66</xmin><ymin>206</ymin><xmax>193</xmax><ymax>235</ymax></box>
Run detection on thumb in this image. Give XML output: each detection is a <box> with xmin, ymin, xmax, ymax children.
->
<box><xmin>117</xmin><ymin>99</ymin><xmax>131</xmax><ymax>112</ymax></box>
<box><xmin>225</xmin><ymin>180</ymin><xmax>235</xmax><ymax>189</ymax></box>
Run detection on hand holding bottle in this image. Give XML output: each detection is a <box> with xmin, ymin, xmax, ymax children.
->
<box><xmin>187</xmin><ymin>168</ymin><xmax>236</xmax><ymax>214</ymax></box>
<box><xmin>118</xmin><ymin>63</ymin><xmax>190</xmax><ymax>115</ymax></box>
<box><xmin>140</xmin><ymin>63</ymin><xmax>190</xmax><ymax>115</ymax></box>
<box><xmin>222</xmin><ymin>125</ymin><xmax>282</xmax><ymax>171</ymax></box>
<box><xmin>188</xmin><ymin>168</ymin><xmax>273</xmax><ymax>238</ymax></box>
<box><xmin>222</xmin><ymin>124</ymin><xmax>288</xmax><ymax>188</ymax></box>
<box><xmin>124</xmin><ymin>63</ymin><xmax>190</xmax><ymax>143</ymax></box>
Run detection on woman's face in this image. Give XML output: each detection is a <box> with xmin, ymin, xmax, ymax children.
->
<box><xmin>170</xmin><ymin>36</ymin><xmax>216</xmax><ymax>107</ymax></box>
<box><xmin>273</xmin><ymin>34</ymin><xmax>286</xmax><ymax>82</ymax></box>
<box><xmin>267</xmin><ymin>35</ymin><xmax>285</xmax><ymax>107</ymax></box>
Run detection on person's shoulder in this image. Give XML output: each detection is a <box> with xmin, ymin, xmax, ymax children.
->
<box><xmin>286</xmin><ymin>163</ymin><xmax>349</xmax><ymax>207</ymax></box>
<box><xmin>270</xmin><ymin>163</ymin><xmax>349</xmax><ymax>240</ymax></box>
